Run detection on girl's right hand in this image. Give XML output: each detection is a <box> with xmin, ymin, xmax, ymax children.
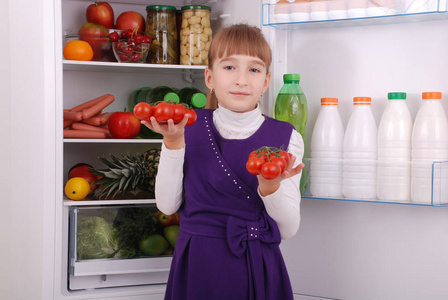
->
<box><xmin>141</xmin><ymin>115</ymin><xmax>190</xmax><ymax>150</ymax></box>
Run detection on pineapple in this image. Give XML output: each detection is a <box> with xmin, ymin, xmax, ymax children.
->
<box><xmin>91</xmin><ymin>148</ymin><xmax>161</xmax><ymax>199</ymax></box>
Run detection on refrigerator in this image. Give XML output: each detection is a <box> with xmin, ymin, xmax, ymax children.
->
<box><xmin>3</xmin><ymin>0</ymin><xmax>448</xmax><ymax>299</ymax></box>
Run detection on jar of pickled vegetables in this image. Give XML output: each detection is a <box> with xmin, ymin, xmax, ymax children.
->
<box><xmin>146</xmin><ymin>5</ymin><xmax>179</xmax><ymax>64</ymax></box>
<box><xmin>180</xmin><ymin>5</ymin><xmax>212</xmax><ymax>65</ymax></box>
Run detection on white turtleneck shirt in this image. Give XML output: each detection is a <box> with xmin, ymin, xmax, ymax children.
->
<box><xmin>155</xmin><ymin>105</ymin><xmax>304</xmax><ymax>240</ymax></box>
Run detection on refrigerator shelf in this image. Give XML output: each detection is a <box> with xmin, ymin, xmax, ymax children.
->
<box><xmin>302</xmin><ymin>159</ymin><xmax>448</xmax><ymax>207</ymax></box>
<box><xmin>64</xmin><ymin>199</ymin><xmax>156</xmax><ymax>206</ymax></box>
<box><xmin>63</xmin><ymin>138</ymin><xmax>163</xmax><ymax>144</ymax></box>
<box><xmin>63</xmin><ymin>60</ymin><xmax>207</xmax><ymax>74</ymax></box>
<box><xmin>262</xmin><ymin>1</ymin><xmax>448</xmax><ymax>30</ymax></box>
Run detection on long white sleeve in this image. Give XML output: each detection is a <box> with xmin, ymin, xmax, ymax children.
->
<box><xmin>260</xmin><ymin>129</ymin><xmax>303</xmax><ymax>240</ymax></box>
<box><xmin>155</xmin><ymin>142</ymin><xmax>185</xmax><ymax>215</ymax></box>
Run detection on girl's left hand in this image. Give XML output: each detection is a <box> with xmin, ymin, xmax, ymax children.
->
<box><xmin>257</xmin><ymin>155</ymin><xmax>305</xmax><ymax>196</ymax></box>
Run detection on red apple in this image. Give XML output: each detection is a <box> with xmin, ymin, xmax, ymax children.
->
<box><xmin>86</xmin><ymin>2</ymin><xmax>115</xmax><ymax>29</ymax></box>
<box><xmin>78</xmin><ymin>22</ymin><xmax>110</xmax><ymax>60</ymax></box>
<box><xmin>68</xmin><ymin>163</ymin><xmax>98</xmax><ymax>195</ymax></box>
<box><xmin>115</xmin><ymin>11</ymin><xmax>145</xmax><ymax>33</ymax></box>
<box><xmin>108</xmin><ymin>112</ymin><xmax>141</xmax><ymax>139</ymax></box>
<box><xmin>154</xmin><ymin>211</ymin><xmax>180</xmax><ymax>227</ymax></box>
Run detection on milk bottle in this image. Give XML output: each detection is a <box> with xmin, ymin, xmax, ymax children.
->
<box><xmin>343</xmin><ymin>97</ymin><xmax>377</xmax><ymax>199</ymax></box>
<box><xmin>411</xmin><ymin>92</ymin><xmax>448</xmax><ymax>204</ymax></box>
<box><xmin>310</xmin><ymin>98</ymin><xmax>344</xmax><ymax>197</ymax></box>
<box><xmin>377</xmin><ymin>92</ymin><xmax>413</xmax><ymax>201</ymax></box>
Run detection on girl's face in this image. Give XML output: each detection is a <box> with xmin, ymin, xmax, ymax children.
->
<box><xmin>205</xmin><ymin>54</ymin><xmax>271</xmax><ymax>113</ymax></box>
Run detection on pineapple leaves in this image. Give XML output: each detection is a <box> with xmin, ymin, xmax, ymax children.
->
<box><xmin>91</xmin><ymin>148</ymin><xmax>161</xmax><ymax>200</ymax></box>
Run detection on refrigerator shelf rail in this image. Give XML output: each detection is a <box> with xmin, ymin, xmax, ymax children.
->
<box><xmin>262</xmin><ymin>0</ymin><xmax>448</xmax><ymax>30</ymax></box>
<box><xmin>302</xmin><ymin>159</ymin><xmax>448</xmax><ymax>207</ymax></box>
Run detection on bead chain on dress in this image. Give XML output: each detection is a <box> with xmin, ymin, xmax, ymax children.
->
<box><xmin>205</xmin><ymin>116</ymin><xmax>251</xmax><ymax>200</ymax></box>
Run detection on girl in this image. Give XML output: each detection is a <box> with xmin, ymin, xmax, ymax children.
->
<box><xmin>143</xmin><ymin>24</ymin><xmax>305</xmax><ymax>300</ymax></box>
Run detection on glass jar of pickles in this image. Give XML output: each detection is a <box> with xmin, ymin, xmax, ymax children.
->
<box><xmin>180</xmin><ymin>5</ymin><xmax>212</xmax><ymax>65</ymax></box>
<box><xmin>146</xmin><ymin>5</ymin><xmax>178</xmax><ymax>64</ymax></box>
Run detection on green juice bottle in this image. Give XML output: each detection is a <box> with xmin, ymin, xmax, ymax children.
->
<box><xmin>274</xmin><ymin>74</ymin><xmax>308</xmax><ymax>194</ymax></box>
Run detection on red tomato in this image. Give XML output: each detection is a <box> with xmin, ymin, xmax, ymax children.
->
<box><xmin>86</xmin><ymin>2</ymin><xmax>114</xmax><ymax>29</ymax></box>
<box><xmin>246</xmin><ymin>157</ymin><xmax>265</xmax><ymax>175</ymax></box>
<box><xmin>270</xmin><ymin>156</ymin><xmax>287</xmax><ymax>172</ymax></box>
<box><xmin>184</xmin><ymin>109</ymin><xmax>197</xmax><ymax>126</ymax></box>
<box><xmin>172</xmin><ymin>104</ymin><xmax>186</xmax><ymax>123</ymax></box>
<box><xmin>153</xmin><ymin>102</ymin><xmax>173</xmax><ymax>123</ymax></box>
<box><xmin>108</xmin><ymin>112</ymin><xmax>141</xmax><ymax>139</ymax></box>
<box><xmin>260</xmin><ymin>162</ymin><xmax>281</xmax><ymax>180</ymax></box>
<box><xmin>133</xmin><ymin>102</ymin><xmax>152</xmax><ymax>120</ymax></box>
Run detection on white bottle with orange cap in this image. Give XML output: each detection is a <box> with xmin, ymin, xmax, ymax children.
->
<box><xmin>343</xmin><ymin>97</ymin><xmax>377</xmax><ymax>200</ymax></box>
<box><xmin>411</xmin><ymin>92</ymin><xmax>448</xmax><ymax>204</ymax></box>
<box><xmin>377</xmin><ymin>92</ymin><xmax>413</xmax><ymax>202</ymax></box>
<box><xmin>310</xmin><ymin>97</ymin><xmax>344</xmax><ymax>197</ymax></box>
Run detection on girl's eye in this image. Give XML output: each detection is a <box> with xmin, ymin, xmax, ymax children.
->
<box><xmin>224</xmin><ymin>66</ymin><xmax>234</xmax><ymax>70</ymax></box>
<box><xmin>250</xmin><ymin>68</ymin><xmax>261</xmax><ymax>73</ymax></box>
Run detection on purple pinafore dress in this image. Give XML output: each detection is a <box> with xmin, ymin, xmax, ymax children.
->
<box><xmin>164</xmin><ymin>109</ymin><xmax>295</xmax><ymax>300</ymax></box>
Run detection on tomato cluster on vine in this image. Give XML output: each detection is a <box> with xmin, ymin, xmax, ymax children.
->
<box><xmin>246</xmin><ymin>146</ymin><xmax>293</xmax><ymax>180</ymax></box>
<box><xmin>133</xmin><ymin>101</ymin><xmax>197</xmax><ymax>126</ymax></box>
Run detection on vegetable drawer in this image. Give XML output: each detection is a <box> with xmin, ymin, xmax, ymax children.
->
<box><xmin>69</xmin><ymin>205</ymin><xmax>173</xmax><ymax>290</ymax></box>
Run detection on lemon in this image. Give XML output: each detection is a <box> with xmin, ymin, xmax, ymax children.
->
<box><xmin>65</xmin><ymin>177</ymin><xmax>90</xmax><ymax>200</ymax></box>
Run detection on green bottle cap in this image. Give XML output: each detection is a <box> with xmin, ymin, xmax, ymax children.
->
<box><xmin>191</xmin><ymin>93</ymin><xmax>207</xmax><ymax>108</ymax></box>
<box><xmin>164</xmin><ymin>92</ymin><xmax>180</xmax><ymax>103</ymax></box>
<box><xmin>388</xmin><ymin>92</ymin><xmax>407</xmax><ymax>100</ymax></box>
<box><xmin>283</xmin><ymin>74</ymin><xmax>300</xmax><ymax>82</ymax></box>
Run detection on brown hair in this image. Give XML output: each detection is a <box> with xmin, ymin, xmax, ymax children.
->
<box><xmin>205</xmin><ymin>24</ymin><xmax>272</xmax><ymax>109</ymax></box>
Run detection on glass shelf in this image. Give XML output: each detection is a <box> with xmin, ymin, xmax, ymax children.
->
<box><xmin>63</xmin><ymin>60</ymin><xmax>206</xmax><ymax>75</ymax></box>
<box><xmin>262</xmin><ymin>1</ymin><xmax>448</xmax><ymax>30</ymax></box>
<box><xmin>63</xmin><ymin>138</ymin><xmax>163</xmax><ymax>143</ymax></box>
<box><xmin>302</xmin><ymin>159</ymin><xmax>448</xmax><ymax>207</ymax></box>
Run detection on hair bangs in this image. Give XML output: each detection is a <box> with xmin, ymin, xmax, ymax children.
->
<box><xmin>208</xmin><ymin>24</ymin><xmax>272</xmax><ymax>71</ymax></box>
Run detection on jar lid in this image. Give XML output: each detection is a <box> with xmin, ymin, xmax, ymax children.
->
<box><xmin>181</xmin><ymin>5</ymin><xmax>211</xmax><ymax>11</ymax></box>
<box><xmin>146</xmin><ymin>5</ymin><xmax>177</xmax><ymax>11</ymax></box>
<box><xmin>388</xmin><ymin>92</ymin><xmax>407</xmax><ymax>100</ymax></box>
<box><xmin>422</xmin><ymin>92</ymin><xmax>442</xmax><ymax>100</ymax></box>
<box><xmin>283</xmin><ymin>74</ymin><xmax>300</xmax><ymax>81</ymax></box>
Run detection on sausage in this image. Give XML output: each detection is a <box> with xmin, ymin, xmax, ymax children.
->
<box><xmin>81</xmin><ymin>94</ymin><xmax>115</xmax><ymax>120</ymax></box>
<box><xmin>71</xmin><ymin>122</ymin><xmax>110</xmax><ymax>135</ymax></box>
<box><xmin>70</xmin><ymin>94</ymin><xmax>111</xmax><ymax>112</ymax></box>
<box><xmin>63</xmin><ymin>129</ymin><xmax>107</xmax><ymax>139</ymax></box>
<box><xmin>63</xmin><ymin>110</ymin><xmax>83</xmax><ymax>121</ymax></box>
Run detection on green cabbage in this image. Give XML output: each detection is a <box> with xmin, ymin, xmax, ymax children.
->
<box><xmin>76</xmin><ymin>216</ymin><xmax>120</xmax><ymax>260</ymax></box>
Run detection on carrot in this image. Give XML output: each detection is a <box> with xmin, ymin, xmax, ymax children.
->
<box><xmin>81</xmin><ymin>94</ymin><xmax>115</xmax><ymax>120</ymax></box>
<box><xmin>63</xmin><ymin>120</ymin><xmax>75</xmax><ymax>129</ymax></box>
<box><xmin>63</xmin><ymin>110</ymin><xmax>83</xmax><ymax>121</ymax></box>
<box><xmin>70</xmin><ymin>94</ymin><xmax>111</xmax><ymax>112</ymax></box>
<box><xmin>71</xmin><ymin>122</ymin><xmax>110</xmax><ymax>135</ymax></box>
<box><xmin>64</xmin><ymin>129</ymin><xmax>107</xmax><ymax>139</ymax></box>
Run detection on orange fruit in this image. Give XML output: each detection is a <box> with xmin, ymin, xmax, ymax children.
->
<box><xmin>63</xmin><ymin>40</ymin><xmax>94</xmax><ymax>61</ymax></box>
<box><xmin>65</xmin><ymin>177</ymin><xmax>90</xmax><ymax>200</ymax></box>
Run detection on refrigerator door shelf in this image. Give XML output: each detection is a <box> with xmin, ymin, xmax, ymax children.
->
<box><xmin>262</xmin><ymin>0</ymin><xmax>448</xmax><ymax>29</ymax></box>
<box><xmin>303</xmin><ymin>158</ymin><xmax>448</xmax><ymax>207</ymax></box>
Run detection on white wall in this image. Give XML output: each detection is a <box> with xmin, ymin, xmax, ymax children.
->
<box><xmin>279</xmin><ymin>18</ymin><xmax>448</xmax><ymax>299</ymax></box>
<box><xmin>1</xmin><ymin>0</ymin><xmax>48</xmax><ymax>299</ymax></box>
